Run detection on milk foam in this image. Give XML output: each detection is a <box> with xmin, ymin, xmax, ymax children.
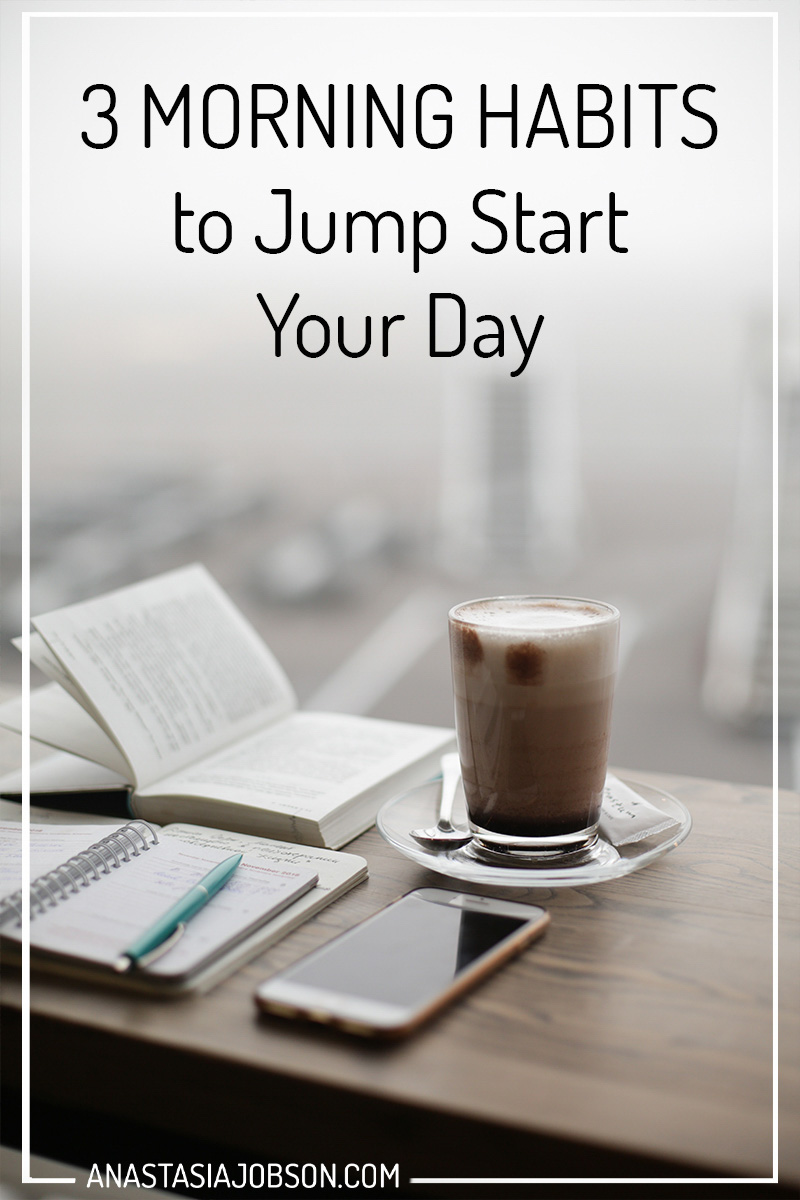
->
<box><xmin>450</xmin><ymin>597</ymin><xmax>619</xmax><ymax>683</ymax></box>
<box><xmin>452</xmin><ymin>598</ymin><xmax>614</xmax><ymax>631</ymax></box>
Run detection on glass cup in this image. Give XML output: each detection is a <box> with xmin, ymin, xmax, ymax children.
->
<box><xmin>449</xmin><ymin>596</ymin><xmax>620</xmax><ymax>861</ymax></box>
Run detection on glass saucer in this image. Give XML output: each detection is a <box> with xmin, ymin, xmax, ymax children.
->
<box><xmin>377</xmin><ymin>775</ymin><xmax>692</xmax><ymax>888</ymax></box>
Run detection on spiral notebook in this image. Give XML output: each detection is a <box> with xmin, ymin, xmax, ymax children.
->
<box><xmin>0</xmin><ymin>819</ymin><xmax>366</xmax><ymax>994</ymax></box>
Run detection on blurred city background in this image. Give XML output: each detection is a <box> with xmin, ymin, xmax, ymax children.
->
<box><xmin>1</xmin><ymin>1</ymin><xmax>797</xmax><ymax>791</ymax></box>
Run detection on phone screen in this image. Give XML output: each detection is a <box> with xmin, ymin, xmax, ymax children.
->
<box><xmin>267</xmin><ymin>890</ymin><xmax>534</xmax><ymax>1009</ymax></box>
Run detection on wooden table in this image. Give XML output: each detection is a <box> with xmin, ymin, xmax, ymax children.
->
<box><xmin>2</xmin><ymin>770</ymin><xmax>798</xmax><ymax>1197</ymax></box>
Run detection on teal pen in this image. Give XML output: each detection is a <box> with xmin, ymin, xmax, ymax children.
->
<box><xmin>115</xmin><ymin>852</ymin><xmax>243</xmax><ymax>971</ymax></box>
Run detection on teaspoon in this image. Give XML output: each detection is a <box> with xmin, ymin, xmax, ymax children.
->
<box><xmin>410</xmin><ymin>753</ymin><xmax>472</xmax><ymax>847</ymax></box>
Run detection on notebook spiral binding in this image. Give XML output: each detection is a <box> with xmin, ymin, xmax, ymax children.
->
<box><xmin>0</xmin><ymin>820</ymin><xmax>159</xmax><ymax>927</ymax></box>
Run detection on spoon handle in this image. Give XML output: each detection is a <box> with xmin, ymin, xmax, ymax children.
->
<box><xmin>438</xmin><ymin>753</ymin><xmax>462</xmax><ymax>831</ymax></box>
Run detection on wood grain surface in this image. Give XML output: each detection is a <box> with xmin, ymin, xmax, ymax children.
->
<box><xmin>1</xmin><ymin>764</ymin><xmax>798</xmax><ymax>1194</ymax></box>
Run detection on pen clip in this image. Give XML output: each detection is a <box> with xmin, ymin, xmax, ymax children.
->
<box><xmin>114</xmin><ymin>923</ymin><xmax>186</xmax><ymax>973</ymax></box>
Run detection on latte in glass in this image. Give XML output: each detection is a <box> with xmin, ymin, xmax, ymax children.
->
<box><xmin>449</xmin><ymin>597</ymin><xmax>619</xmax><ymax>858</ymax></box>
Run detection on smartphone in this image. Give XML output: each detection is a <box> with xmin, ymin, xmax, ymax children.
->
<box><xmin>255</xmin><ymin>888</ymin><xmax>549</xmax><ymax>1037</ymax></box>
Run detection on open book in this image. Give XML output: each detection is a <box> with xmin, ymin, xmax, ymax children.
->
<box><xmin>0</xmin><ymin>565</ymin><xmax>454</xmax><ymax>848</ymax></box>
<box><xmin>0</xmin><ymin>818</ymin><xmax>366</xmax><ymax>994</ymax></box>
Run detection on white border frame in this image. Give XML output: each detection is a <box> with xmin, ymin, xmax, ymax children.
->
<box><xmin>18</xmin><ymin>6</ymin><xmax>779</xmax><ymax>1189</ymax></box>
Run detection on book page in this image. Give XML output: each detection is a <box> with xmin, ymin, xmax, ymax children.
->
<box><xmin>0</xmin><ymin>685</ymin><xmax>132</xmax><ymax>776</ymax></box>
<box><xmin>1</xmin><ymin>826</ymin><xmax>317</xmax><ymax>978</ymax></box>
<box><xmin>0</xmin><ymin>750</ymin><xmax>129</xmax><ymax>797</ymax></box>
<box><xmin>32</xmin><ymin>565</ymin><xmax>296</xmax><ymax>789</ymax></box>
<box><xmin>142</xmin><ymin>711</ymin><xmax>451</xmax><ymax>821</ymax></box>
<box><xmin>13</xmin><ymin>632</ymin><xmax>90</xmax><ymax>708</ymax></box>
